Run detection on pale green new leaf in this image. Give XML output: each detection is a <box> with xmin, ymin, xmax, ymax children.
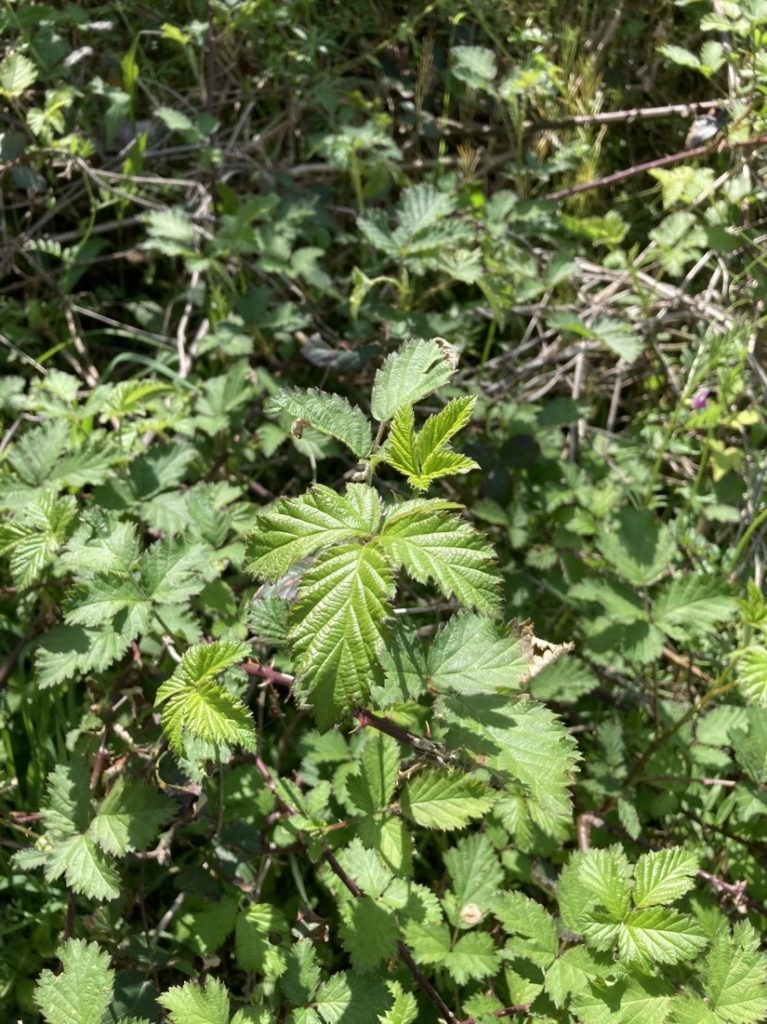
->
<box><xmin>0</xmin><ymin>52</ymin><xmax>38</xmax><ymax>95</ymax></box>
<box><xmin>633</xmin><ymin>848</ymin><xmax>699</xmax><ymax>908</ymax></box>
<box><xmin>383</xmin><ymin>404</ymin><xmax>419</xmax><ymax>480</ymax></box>
<box><xmin>427</xmin><ymin>612</ymin><xmax>528</xmax><ymax>693</ymax></box>
<box><xmin>289</xmin><ymin>543</ymin><xmax>394</xmax><ymax>729</ymax></box>
<box><xmin>401</xmin><ymin>769</ymin><xmax>494</xmax><ymax>830</ymax></box>
<box><xmin>451</xmin><ymin>45</ymin><xmax>498</xmax><ymax>87</ymax></box>
<box><xmin>619</xmin><ymin>907</ymin><xmax>707</xmax><ymax>966</ymax></box>
<box><xmin>703</xmin><ymin>922</ymin><xmax>767</xmax><ymax>1024</ymax></box>
<box><xmin>383</xmin><ymin>397</ymin><xmax>479</xmax><ymax>490</ymax></box>
<box><xmin>266</xmin><ymin>388</ymin><xmax>373</xmax><ymax>459</ymax></box>
<box><xmin>34</xmin><ymin>939</ymin><xmax>114</xmax><ymax>1024</ymax></box>
<box><xmin>157</xmin><ymin>977</ymin><xmax>230</xmax><ymax>1024</ymax></box>
<box><xmin>737</xmin><ymin>647</ymin><xmax>767</xmax><ymax>706</ymax></box>
<box><xmin>371</xmin><ymin>339</ymin><xmax>454</xmax><ymax>422</ymax></box>
<box><xmin>0</xmin><ymin>492</ymin><xmax>77</xmax><ymax>586</ymax></box>
<box><xmin>246</xmin><ymin>484</ymin><xmax>381</xmax><ymax>580</ymax></box>
<box><xmin>155</xmin><ymin>639</ymin><xmax>255</xmax><ymax>753</ymax></box>
<box><xmin>380</xmin><ymin>505</ymin><xmax>500</xmax><ymax>615</ymax></box>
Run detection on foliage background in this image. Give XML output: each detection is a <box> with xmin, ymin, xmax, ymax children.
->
<box><xmin>1</xmin><ymin>1</ymin><xmax>766</xmax><ymax>1022</ymax></box>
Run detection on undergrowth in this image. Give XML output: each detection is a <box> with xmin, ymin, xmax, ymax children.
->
<box><xmin>1</xmin><ymin>2</ymin><xmax>766</xmax><ymax>1023</ymax></box>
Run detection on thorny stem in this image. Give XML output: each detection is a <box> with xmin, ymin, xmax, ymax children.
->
<box><xmin>546</xmin><ymin>132</ymin><xmax>767</xmax><ymax>201</ymax></box>
<box><xmin>623</xmin><ymin>674</ymin><xmax>739</xmax><ymax>792</ymax></box>
<box><xmin>251</xmin><ymin>753</ymin><xmax>460</xmax><ymax>1024</ymax></box>
<box><xmin>241</xmin><ymin>660</ymin><xmax>294</xmax><ymax>689</ymax></box>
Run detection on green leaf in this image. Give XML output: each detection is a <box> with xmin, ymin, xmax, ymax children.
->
<box><xmin>658</xmin><ymin>43</ymin><xmax>701</xmax><ymax>69</ymax></box>
<box><xmin>155</xmin><ymin>639</ymin><xmax>255</xmax><ymax>753</ymax></box>
<box><xmin>598</xmin><ymin>509</ymin><xmax>676</xmax><ymax>587</ymax></box>
<box><xmin>617</xmin><ymin>907</ymin><xmax>707</xmax><ymax>966</ymax></box>
<box><xmin>703</xmin><ymin>921</ymin><xmax>767</xmax><ymax>1023</ymax></box>
<box><xmin>730</xmin><ymin>708</ymin><xmax>767</xmax><ymax>784</ymax></box>
<box><xmin>35</xmin><ymin>624</ymin><xmax>132</xmax><ymax>689</ymax></box>
<box><xmin>444</xmin><ymin>931</ymin><xmax>499</xmax><ymax>984</ymax></box>
<box><xmin>401</xmin><ymin>769</ymin><xmax>494</xmax><ymax>830</ymax></box>
<box><xmin>313</xmin><ymin>972</ymin><xmax>390</xmax><ymax>1024</ymax></box>
<box><xmin>492</xmin><ymin>891</ymin><xmax>558</xmax><ymax>967</ymax></box>
<box><xmin>383</xmin><ymin>397</ymin><xmax>479</xmax><ymax>490</ymax></box>
<box><xmin>572</xmin><ymin>975</ymin><xmax>674</xmax><ymax>1024</ymax></box>
<box><xmin>16</xmin><ymin>762</ymin><xmax>120</xmax><ymax>901</ymax></box>
<box><xmin>266</xmin><ymin>388</ymin><xmax>373</xmax><ymax>460</ymax></box>
<box><xmin>34</xmin><ymin>939</ymin><xmax>114</xmax><ymax>1024</ymax></box>
<box><xmin>653</xmin><ymin>577</ymin><xmax>737</xmax><ymax>640</ymax></box>
<box><xmin>347</xmin><ymin>733</ymin><xmax>400</xmax><ymax>815</ymax></box>
<box><xmin>235</xmin><ymin>904</ymin><xmax>289</xmax><ymax>976</ymax></box>
<box><xmin>371</xmin><ymin>339</ymin><xmax>454</xmax><ymax>422</ymax></box>
<box><xmin>378</xmin><ymin>981</ymin><xmax>418</xmax><ymax>1024</ymax></box>
<box><xmin>589</xmin><ymin>318</ymin><xmax>643</xmax><ymax>363</ymax></box>
<box><xmin>157</xmin><ymin>977</ymin><xmax>230</xmax><ymax>1024</ymax></box>
<box><xmin>281</xmin><ymin>939</ymin><xmax>322</xmax><ymax>1005</ymax></box>
<box><xmin>438</xmin><ymin>694</ymin><xmax>579</xmax><ymax>834</ymax></box>
<box><xmin>46</xmin><ymin>833</ymin><xmax>121</xmax><ymax>901</ymax></box>
<box><xmin>737</xmin><ymin>647</ymin><xmax>767</xmax><ymax>706</ymax></box>
<box><xmin>0</xmin><ymin>51</ymin><xmax>38</xmax><ymax>96</ymax></box>
<box><xmin>88</xmin><ymin>778</ymin><xmax>171</xmax><ymax>856</ymax></box>
<box><xmin>451</xmin><ymin>45</ymin><xmax>498</xmax><ymax>87</ymax></box>
<box><xmin>380</xmin><ymin>503</ymin><xmax>501</xmax><ymax>616</ymax></box>
<box><xmin>427</xmin><ymin>612</ymin><xmax>528</xmax><ymax>694</ymax></box>
<box><xmin>64</xmin><ymin>574</ymin><xmax>151</xmax><ymax>634</ymax></box>
<box><xmin>246</xmin><ymin>484</ymin><xmax>381</xmax><ymax>580</ymax></box>
<box><xmin>544</xmin><ymin>947</ymin><xmax>611</xmax><ymax>1009</ymax></box>
<box><xmin>578</xmin><ymin>846</ymin><xmax>633</xmax><ymax>921</ymax></box>
<box><xmin>633</xmin><ymin>848</ymin><xmax>699</xmax><ymax>908</ymax></box>
<box><xmin>444</xmin><ymin>833</ymin><xmax>503</xmax><ymax>921</ymax></box>
<box><xmin>396</xmin><ymin>185</ymin><xmax>457</xmax><ymax>239</ymax></box>
<box><xmin>289</xmin><ymin>543</ymin><xmax>394</xmax><ymax>729</ymax></box>
<box><xmin>0</xmin><ymin>492</ymin><xmax>77</xmax><ymax>586</ymax></box>
<box><xmin>339</xmin><ymin>896</ymin><xmax>398</xmax><ymax>972</ymax></box>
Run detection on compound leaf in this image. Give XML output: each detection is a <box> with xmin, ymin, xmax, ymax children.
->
<box><xmin>380</xmin><ymin>504</ymin><xmax>500</xmax><ymax>616</ymax></box>
<box><xmin>246</xmin><ymin>484</ymin><xmax>381</xmax><ymax>581</ymax></box>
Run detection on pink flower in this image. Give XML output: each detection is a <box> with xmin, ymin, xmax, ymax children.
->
<box><xmin>691</xmin><ymin>387</ymin><xmax>710</xmax><ymax>410</ymax></box>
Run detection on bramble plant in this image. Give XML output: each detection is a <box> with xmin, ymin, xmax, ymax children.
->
<box><xmin>5</xmin><ymin>339</ymin><xmax>765</xmax><ymax>1024</ymax></box>
<box><xmin>2</xmin><ymin>1</ymin><xmax>767</xmax><ymax>1022</ymax></box>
